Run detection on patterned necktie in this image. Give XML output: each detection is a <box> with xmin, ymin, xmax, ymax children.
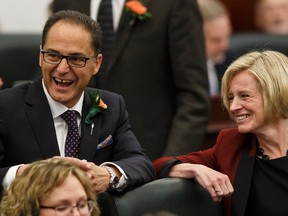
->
<box><xmin>97</xmin><ymin>0</ymin><xmax>114</xmax><ymax>85</ymax></box>
<box><xmin>61</xmin><ymin>110</ymin><xmax>80</xmax><ymax>158</ymax></box>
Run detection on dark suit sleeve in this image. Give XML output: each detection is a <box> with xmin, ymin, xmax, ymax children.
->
<box><xmin>100</xmin><ymin>92</ymin><xmax>156</xmax><ymax>190</ymax></box>
<box><xmin>0</xmin><ymin>82</ymin><xmax>60</xmax><ymax>191</ymax></box>
<box><xmin>163</xmin><ymin>0</ymin><xmax>210</xmax><ymax>156</ymax></box>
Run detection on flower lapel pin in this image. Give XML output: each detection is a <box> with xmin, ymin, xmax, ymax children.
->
<box><xmin>85</xmin><ymin>90</ymin><xmax>108</xmax><ymax>134</ymax></box>
<box><xmin>125</xmin><ymin>0</ymin><xmax>152</xmax><ymax>26</ymax></box>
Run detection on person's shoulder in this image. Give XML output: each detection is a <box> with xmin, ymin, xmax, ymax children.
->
<box><xmin>85</xmin><ymin>88</ymin><xmax>125</xmax><ymax>106</ymax></box>
<box><xmin>218</xmin><ymin>128</ymin><xmax>255</xmax><ymax>144</ymax></box>
<box><xmin>219</xmin><ymin>128</ymin><xmax>242</xmax><ymax>137</ymax></box>
<box><xmin>154</xmin><ymin>0</ymin><xmax>198</xmax><ymax>10</ymax></box>
<box><xmin>0</xmin><ymin>82</ymin><xmax>32</xmax><ymax>97</ymax></box>
<box><xmin>0</xmin><ymin>82</ymin><xmax>35</xmax><ymax>109</ymax></box>
<box><xmin>85</xmin><ymin>88</ymin><xmax>122</xmax><ymax>99</ymax></box>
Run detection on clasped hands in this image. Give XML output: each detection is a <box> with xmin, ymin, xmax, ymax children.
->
<box><xmin>169</xmin><ymin>163</ymin><xmax>234</xmax><ymax>202</ymax></box>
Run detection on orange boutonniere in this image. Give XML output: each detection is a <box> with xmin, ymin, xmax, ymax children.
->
<box><xmin>85</xmin><ymin>90</ymin><xmax>108</xmax><ymax>125</ymax></box>
<box><xmin>125</xmin><ymin>0</ymin><xmax>152</xmax><ymax>26</ymax></box>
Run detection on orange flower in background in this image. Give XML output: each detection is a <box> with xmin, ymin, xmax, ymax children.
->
<box><xmin>125</xmin><ymin>0</ymin><xmax>151</xmax><ymax>26</ymax></box>
<box><xmin>126</xmin><ymin>0</ymin><xmax>147</xmax><ymax>15</ymax></box>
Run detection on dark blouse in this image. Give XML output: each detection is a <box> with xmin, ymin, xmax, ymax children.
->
<box><xmin>245</xmin><ymin>156</ymin><xmax>288</xmax><ymax>215</ymax></box>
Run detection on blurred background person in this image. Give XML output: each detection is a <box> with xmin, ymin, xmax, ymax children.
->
<box><xmin>197</xmin><ymin>0</ymin><xmax>234</xmax><ymax>97</ymax></box>
<box><xmin>254</xmin><ymin>0</ymin><xmax>288</xmax><ymax>34</ymax></box>
<box><xmin>52</xmin><ymin>0</ymin><xmax>210</xmax><ymax>160</ymax></box>
<box><xmin>0</xmin><ymin>20</ymin><xmax>3</xmax><ymax>90</ymax></box>
<box><xmin>0</xmin><ymin>78</ymin><xmax>3</xmax><ymax>89</ymax></box>
<box><xmin>0</xmin><ymin>158</ymin><xmax>100</xmax><ymax>216</ymax></box>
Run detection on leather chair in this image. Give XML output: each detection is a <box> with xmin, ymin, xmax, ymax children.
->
<box><xmin>109</xmin><ymin>178</ymin><xmax>225</xmax><ymax>216</ymax></box>
<box><xmin>0</xmin><ymin>33</ymin><xmax>41</xmax><ymax>89</ymax></box>
<box><xmin>230</xmin><ymin>33</ymin><xmax>288</xmax><ymax>57</ymax></box>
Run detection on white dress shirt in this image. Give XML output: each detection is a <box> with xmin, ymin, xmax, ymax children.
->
<box><xmin>207</xmin><ymin>60</ymin><xmax>220</xmax><ymax>96</ymax></box>
<box><xmin>44</xmin><ymin>82</ymin><xmax>83</xmax><ymax>156</ymax></box>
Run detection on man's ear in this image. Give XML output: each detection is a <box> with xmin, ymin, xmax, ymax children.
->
<box><xmin>93</xmin><ymin>54</ymin><xmax>103</xmax><ymax>75</ymax></box>
<box><xmin>39</xmin><ymin>52</ymin><xmax>42</xmax><ymax>67</ymax></box>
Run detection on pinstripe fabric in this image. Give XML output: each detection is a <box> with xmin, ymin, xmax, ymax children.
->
<box><xmin>97</xmin><ymin>0</ymin><xmax>114</xmax><ymax>84</ymax></box>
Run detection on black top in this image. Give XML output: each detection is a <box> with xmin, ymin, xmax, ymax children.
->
<box><xmin>245</xmin><ymin>156</ymin><xmax>288</xmax><ymax>215</ymax></box>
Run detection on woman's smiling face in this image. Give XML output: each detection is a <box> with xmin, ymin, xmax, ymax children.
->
<box><xmin>228</xmin><ymin>70</ymin><xmax>265</xmax><ymax>133</ymax></box>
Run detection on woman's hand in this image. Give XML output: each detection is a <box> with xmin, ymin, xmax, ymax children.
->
<box><xmin>169</xmin><ymin>163</ymin><xmax>234</xmax><ymax>202</ymax></box>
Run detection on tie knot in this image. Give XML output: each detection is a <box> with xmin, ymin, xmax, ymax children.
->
<box><xmin>61</xmin><ymin>110</ymin><xmax>78</xmax><ymax>129</ymax></box>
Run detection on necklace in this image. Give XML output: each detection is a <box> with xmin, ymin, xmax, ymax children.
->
<box><xmin>256</xmin><ymin>144</ymin><xmax>288</xmax><ymax>160</ymax></box>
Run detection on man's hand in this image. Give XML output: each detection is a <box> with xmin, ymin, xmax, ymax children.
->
<box><xmin>54</xmin><ymin>157</ymin><xmax>112</xmax><ymax>193</ymax></box>
<box><xmin>16</xmin><ymin>164</ymin><xmax>30</xmax><ymax>176</ymax></box>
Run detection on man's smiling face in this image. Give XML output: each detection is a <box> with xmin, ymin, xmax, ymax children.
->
<box><xmin>40</xmin><ymin>21</ymin><xmax>102</xmax><ymax>108</ymax></box>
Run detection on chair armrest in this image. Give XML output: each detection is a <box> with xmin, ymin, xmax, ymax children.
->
<box><xmin>111</xmin><ymin>178</ymin><xmax>225</xmax><ymax>216</ymax></box>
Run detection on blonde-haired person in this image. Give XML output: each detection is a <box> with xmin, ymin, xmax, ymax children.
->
<box><xmin>154</xmin><ymin>50</ymin><xmax>288</xmax><ymax>216</ymax></box>
<box><xmin>0</xmin><ymin>158</ymin><xmax>100</xmax><ymax>216</ymax></box>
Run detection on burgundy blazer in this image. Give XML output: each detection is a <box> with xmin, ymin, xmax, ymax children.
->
<box><xmin>153</xmin><ymin>128</ymin><xmax>258</xmax><ymax>216</ymax></box>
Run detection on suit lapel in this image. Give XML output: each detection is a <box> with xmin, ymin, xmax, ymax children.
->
<box><xmin>25</xmin><ymin>84</ymin><xmax>103</xmax><ymax>160</ymax></box>
<box><xmin>24</xmin><ymin>80</ymin><xmax>60</xmax><ymax>158</ymax></box>
<box><xmin>106</xmin><ymin>6</ymin><xmax>132</xmax><ymax>73</ymax></box>
<box><xmin>231</xmin><ymin>138</ymin><xmax>257</xmax><ymax>216</ymax></box>
<box><xmin>79</xmin><ymin>89</ymin><xmax>102</xmax><ymax>160</ymax></box>
<box><xmin>107</xmin><ymin>0</ymin><xmax>153</xmax><ymax>73</ymax></box>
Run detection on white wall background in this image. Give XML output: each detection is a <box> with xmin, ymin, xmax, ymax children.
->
<box><xmin>0</xmin><ymin>0</ymin><xmax>53</xmax><ymax>33</ymax></box>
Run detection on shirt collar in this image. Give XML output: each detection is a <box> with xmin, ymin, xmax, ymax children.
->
<box><xmin>42</xmin><ymin>79</ymin><xmax>84</xmax><ymax>118</ymax></box>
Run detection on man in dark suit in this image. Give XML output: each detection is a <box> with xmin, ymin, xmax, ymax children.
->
<box><xmin>52</xmin><ymin>0</ymin><xmax>210</xmax><ymax>160</ymax></box>
<box><xmin>0</xmin><ymin>10</ymin><xmax>154</xmax><ymax>195</ymax></box>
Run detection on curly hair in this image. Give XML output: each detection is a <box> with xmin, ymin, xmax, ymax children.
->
<box><xmin>0</xmin><ymin>158</ymin><xmax>100</xmax><ymax>216</ymax></box>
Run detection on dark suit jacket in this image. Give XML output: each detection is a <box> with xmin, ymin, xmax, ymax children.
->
<box><xmin>0</xmin><ymin>79</ymin><xmax>155</xmax><ymax>192</ymax></box>
<box><xmin>52</xmin><ymin>0</ymin><xmax>210</xmax><ymax>160</ymax></box>
<box><xmin>153</xmin><ymin>128</ymin><xmax>258</xmax><ymax>216</ymax></box>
